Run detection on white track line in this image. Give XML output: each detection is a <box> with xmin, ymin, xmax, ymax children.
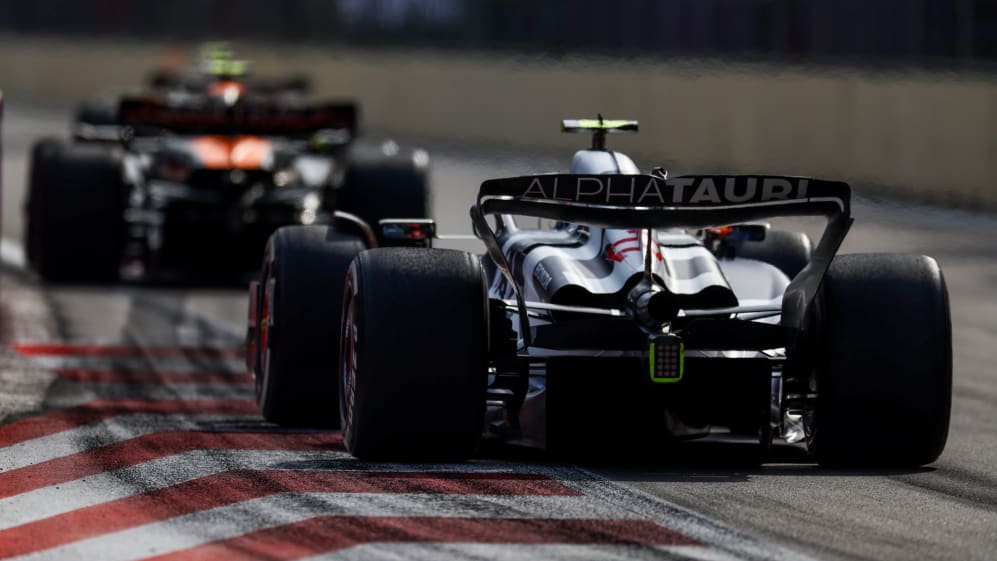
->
<box><xmin>45</xmin><ymin>382</ymin><xmax>253</xmax><ymax>403</ymax></box>
<box><xmin>0</xmin><ymin>412</ymin><xmax>260</xmax><ymax>471</ymax></box>
<box><xmin>4</xmin><ymin>465</ymin><xmax>819</xmax><ymax>561</ymax></box>
<box><xmin>310</xmin><ymin>543</ymin><xmax>742</xmax><ymax>561</ymax></box>
<box><xmin>8</xmin><ymin>492</ymin><xmax>677</xmax><ymax>561</ymax></box>
<box><xmin>0</xmin><ymin>451</ymin><xmax>536</xmax><ymax>530</ymax></box>
<box><xmin>26</xmin><ymin>355</ymin><xmax>246</xmax><ymax>374</ymax></box>
<box><xmin>1</xmin><ymin>237</ymin><xmax>26</xmax><ymax>269</ymax></box>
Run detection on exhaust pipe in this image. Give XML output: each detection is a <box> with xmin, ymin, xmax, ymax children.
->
<box><xmin>627</xmin><ymin>281</ymin><xmax>678</xmax><ymax>328</ymax></box>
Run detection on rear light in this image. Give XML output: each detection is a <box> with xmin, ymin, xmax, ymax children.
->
<box><xmin>379</xmin><ymin>219</ymin><xmax>436</xmax><ymax>248</ymax></box>
<box><xmin>649</xmin><ymin>334</ymin><xmax>684</xmax><ymax>384</ymax></box>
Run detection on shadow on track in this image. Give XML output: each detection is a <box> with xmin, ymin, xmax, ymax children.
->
<box><xmin>478</xmin><ymin>438</ymin><xmax>934</xmax><ymax>481</ymax></box>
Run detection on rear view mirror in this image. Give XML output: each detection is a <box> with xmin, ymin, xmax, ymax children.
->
<box><xmin>702</xmin><ymin>223</ymin><xmax>769</xmax><ymax>257</ymax></box>
<box><xmin>728</xmin><ymin>223</ymin><xmax>768</xmax><ymax>242</ymax></box>
<box><xmin>379</xmin><ymin>219</ymin><xmax>436</xmax><ymax>248</ymax></box>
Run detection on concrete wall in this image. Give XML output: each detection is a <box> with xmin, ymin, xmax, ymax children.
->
<box><xmin>2</xmin><ymin>35</ymin><xmax>994</xmax><ymax>209</ymax></box>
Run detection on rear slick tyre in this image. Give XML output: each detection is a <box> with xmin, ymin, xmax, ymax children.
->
<box><xmin>255</xmin><ymin>225</ymin><xmax>366</xmax><ymax>427</ymax></box>
<box><xmin>340</xmin><ymin>248</ymin><xmax>488</xmax><ymax>461</ymax></box>
<box><xmin>808</xmin><ymin>253</ymin><xmax>952</xmax><ymax>467</ymax></box>
<box><xmin>338</xmin><ymin>141</ymin><xmax>431</xmax><ymax>228</ymax></box>
<box><xmin>25</xmin><ymin>140</ymin><xmax>125</xmax><ymax>283</ymax></box>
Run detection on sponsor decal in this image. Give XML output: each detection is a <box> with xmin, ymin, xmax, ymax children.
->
<box><xmin>520</xmin><ymin>175</ymin><xmax>810</xmax><ymax>207</ymax></box>
<box><xmin>533</xmin><ymin>262</ymin><xmax>555</xmax><ymax>292</ymax></box>
<box><xmin>604</xmin><ymin>229</ymin><xmax>662</xmax><ymax>263</ymax></box>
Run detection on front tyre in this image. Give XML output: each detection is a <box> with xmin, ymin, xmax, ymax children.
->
<box><xmin>807</xmin><ymin>253</ymin><xmax>952</xmax><ymax>467</ymax></box>
<box><xmin>255</xmin><ymin>225</ymin><xmax>366</xmax><ymax>427</ymax></box>
<box><xmin>340</xmin><ymin>248</ymin><xmax>488</xmax><ymax>460</ymax></box>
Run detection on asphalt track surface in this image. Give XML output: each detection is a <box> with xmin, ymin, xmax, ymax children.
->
<box><xmin>1</xmin><ymin>98</ymin><xmax>996</xmax><ymax>561</ymax></box>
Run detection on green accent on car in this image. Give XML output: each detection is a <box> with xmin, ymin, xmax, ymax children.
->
<box><xmin>561</xmin><ymin>119</ymin><xmax>639</xmax><ymax>134</ymax></box>
<box><xmin>205</xmin><ymin>58</ymin><xmax>249</xmax><ymax>77</ymax></box>
<box><xmin>649</xmin><ymin>340</ymin><xmax>684</xmax><ymax>384</ymax></box>
<box><xmin>200</xmin><ymin>41</ymin><xmax>235</xmax><ymax>62</ymax></box>
<box><xmin>568</xmin><ymin>119</ymin><xmax>634</xmax><ymax>129</ymax></box>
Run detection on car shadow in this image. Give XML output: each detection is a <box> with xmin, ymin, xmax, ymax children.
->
<box><xmin>478</xmin><ymin>438</ymin><xmax>935</xmax><ymax>479</ymax></box>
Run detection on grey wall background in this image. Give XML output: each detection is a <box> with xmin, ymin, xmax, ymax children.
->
<box><xmin>1</xmin><ymin>0</ymin><xmax>994</xmax><ymax>67</ymax></box>
<box><xmin>0</xmin><ymin>1</ymin><xmax>994</xmax><ymax>208</ymax></box>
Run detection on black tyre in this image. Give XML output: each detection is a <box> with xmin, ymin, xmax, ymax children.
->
<box><xmin>340</xmin><ymin>248</ymin><xmax>488</xmax><ymax>460</ymax></box>
<box><xmin>25</xmin><ymin>138</ymin><xmax>62</xmax><ymax>270</ymax></box>
<box><xmin>25</xmin><ymin>139</ymin><xmax>125</xmax><ymax>282</ymax></box>
<box><xmin>255</xmin><ymin>225</ymin><xmax>367</xmax><ymax>427</ymax></box>
<box><xmin>807</xmin><ymin>253</ymin><xmax>951</xmax><ymax>467</ymax></box>
<box><xmin>739</xmin><ymin>230</ymin><xmax>813</xmax><ymax>279</ymax></box>
<box><xmin>338</xmin><ymin>140</ymin><xmax>431</xmax><ymax>228</ymax></box>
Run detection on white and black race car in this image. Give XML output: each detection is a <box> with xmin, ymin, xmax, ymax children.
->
<box><xmin>248</xmin><ymin>118</ymin><xmax>951</xmax><ymax>467</ymax></box>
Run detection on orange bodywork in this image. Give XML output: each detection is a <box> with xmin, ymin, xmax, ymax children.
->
<box><xmin>190</xmin><ymin>136</ymin><xmax>272</xmax><ymax>170</ymax></box>
<box><xmin>206</xmin><ymin>80</ymin><xmax>246</xmax><ymax>100</ymax></box>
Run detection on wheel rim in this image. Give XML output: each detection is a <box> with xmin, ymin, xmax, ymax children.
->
<box><xmin>256</xmin><ymin>275</ymin><xmax>276</xmax><ymax>403</ymax></box>
<box><xmin>339</xmin><ymin>288</ymin><xmax>359</xmax><ymax>439</ymax></box>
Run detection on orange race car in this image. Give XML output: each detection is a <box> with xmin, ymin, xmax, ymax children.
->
<box><xmin>25</xmin><ymin>66</ymin><xmax>431</xmax><ymax>282</ymax></box>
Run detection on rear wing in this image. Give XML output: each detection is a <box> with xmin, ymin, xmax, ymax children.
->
<box><xmin>470</xmin><ymin>173</ymin><xmax>853</xmax><ymax>347</ymax></box>
<box><xmin>476</xmin><ymin>174</ymin><xmax>849</xmax><ymax>228</ymax></box>
<box><xmin>117</xmin><ymin>97</ymin><xmax>358</xmax><ymax>137</ymax></box>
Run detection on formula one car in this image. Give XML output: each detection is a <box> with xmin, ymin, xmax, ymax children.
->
<box><xmin>25</xmin><ymin>79</ymin><xmax>430</xmax><ymax>282</ymax></box>
<box><xmin>249</xmin><ymin>118</ymin><xmax>951</xmax><ymax>467</ymax></box>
